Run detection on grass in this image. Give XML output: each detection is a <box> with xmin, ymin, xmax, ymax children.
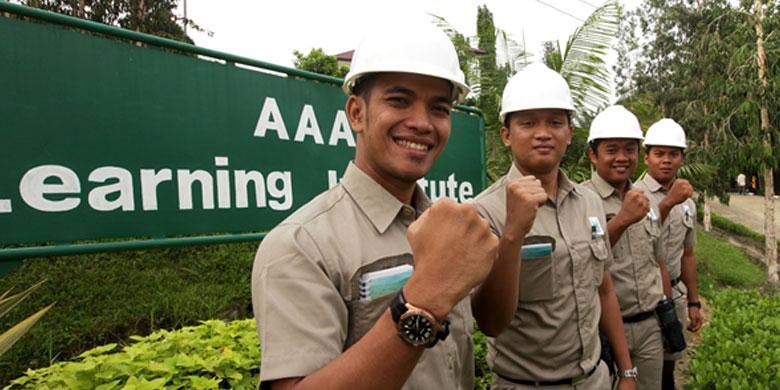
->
<box><xmin>0</xmin><ymin>241</ymin><xmax>258</xmax><ymax>385</ymax></box>
<box><xmin>694</xmin><ymin>229</ymin><xmax>766</xmax><ymax>296</ymax></box>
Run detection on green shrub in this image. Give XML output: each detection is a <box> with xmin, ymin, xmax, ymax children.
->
<box><xmin>694</xmin><ymin>229</ymin><xmax>766</xmax><ymax>295</ymax></box>
<box><xmin>0</xmin><ymin>242</ymin><xmax>257</xmax><ymax>385</ymax></box>
<box><xmin>473</xmin><ymin>329</ymin><xmax>492</xmax><ymax>390</ymax></box>
<box><xmin>686</xmin><ymin>289</ymin><xmax>780</xmax><ymax>389</ymax></box>
<box><xmin>4</xmin><ymin>319</ymin><xmax>260</xmax><ymax>389</ymax></box>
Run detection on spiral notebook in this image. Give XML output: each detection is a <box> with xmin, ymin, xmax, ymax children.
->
<box><xmin>358</xmin><ymin>264</ymin><xmax>413</xmax><ymax>301</ymax></box>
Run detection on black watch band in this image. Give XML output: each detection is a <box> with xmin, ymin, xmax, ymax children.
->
<box><xmin>390</xmin><ymin>290</ymin><xmax>450</xmax><ymax>346</ymax></box>
<box><xmin>688</xmin><ymin>301</ymin><xmax>702</xmax><ymax>309</ymax></box>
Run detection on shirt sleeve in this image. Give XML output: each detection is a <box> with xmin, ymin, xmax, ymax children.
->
<box><xmin>684</xmin><ymin>201</ymin><xmax>697</xmax><ymax>249</ymax></box>
<box><xmin>251</xmin><ymin>223</ymin><xmax>347</xmax><ymax>385</ymax></box>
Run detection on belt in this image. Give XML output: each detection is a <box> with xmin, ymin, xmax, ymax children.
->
<box><xmin>671</xmin><ymin>278</ymin><xmax>681</xmax><ymax>287</ymax></box>
<box><xmin>622</xmin><ymin>310</ymin><xmax>655</xmax><ymax>324</ymax></box>
<box><xmin>496</xmin><ymin>364</ymin><xmax>598</xmax><ymax>386</ymax></box>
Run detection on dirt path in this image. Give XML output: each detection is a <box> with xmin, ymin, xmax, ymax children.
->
<box><xmin>709</xmin><ymin>194</ymin><xmax>780</xmax><ymax>235</ymax></box>
<box><xmin>674</xmin><ymin>296</ymin><xmax>712</xmax><ymax>389</ymax></box>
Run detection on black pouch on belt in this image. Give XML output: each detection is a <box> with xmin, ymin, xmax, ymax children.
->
<box><xmin>599</xmin><ymin>333</ymin><xmax>616</xmax><ymax>377</ymax></box>
<box><xmin>656</xmin><ymin>298</ymin><xmax>687</xmax><ymax>353</ymax></box>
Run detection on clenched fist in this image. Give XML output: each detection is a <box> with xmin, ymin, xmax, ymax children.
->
<box><xmin>619</xmin><ymin>188</ymin><xmax>650</xmax><ymax>225</ymax></box>
<box><xmin>665</xmin><ymin>179</ymin><xmax>694</xmax><ymax>207</ymax></box>
<box><xmin>404</xmin><ymin>198</ymin><xmax>498</xmax><ymax>319</ymax></box>
<box><xmin>504</xmin><ymin>176</ymin><xmax>548</xmax><ymax>243</ymax></box>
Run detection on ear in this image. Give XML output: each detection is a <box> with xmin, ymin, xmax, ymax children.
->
<box><xmin>587</xmin><ymin>147</ymin><xmax>598</xmax><ymax>166</ymax></box>
<box><xmin>644</xmin><ymin>152</ymin><xmax>649</xmax><ymax>165</ymax></box>
<box><xmin>346</xmin><ymin>95</ymin><xmax>366</xmax><ymax>134</ymax></box>
<box><xmin>500</xmin><ymin>126</ymin><xmax>511</xmax><ymax>147</ymax></box>
<box><xmin>566</xmin><ymin>125</ymin><xmax>572</xmax><ymax>146</ymax></box>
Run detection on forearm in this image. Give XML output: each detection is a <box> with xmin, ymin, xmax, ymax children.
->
<box><xmin>658</xmin><ymin>198</ymin><xmax>672</xmax><ymax>224</ymax></box>
<box><xmin>680</xmin><ymin>250</ymin><xmax>699</xmax><ymax>302</ymax></box>
<box><xmin>598</xmin><ymin>272</ymin><xmax>632</xmax><ymax>371</ymax></box>
<box><xmin>275</xmin><ymin>311</ymin><xmax>424</xmax><ymax>390</ymax></box>
<box><xmin>473</xmin><ymin>236</ymin><xmax>521</xmax><ymax>336</ymax></box>
<box><xmin>658</xmin><ymin>260</ymin><xmax>672</xmax><ymax>299</ymax></box>
<box><xmin>607</xmin><ymin>215</ymin><xmax>629</xmax><ymax>247</ymax></box>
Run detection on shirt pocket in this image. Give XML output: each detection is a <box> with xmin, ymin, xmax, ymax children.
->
<box><xmin>590</xmin><ymin>235</ymin><xmax>609</xmax><ymax>286</ymax></box>
<box><xmin>519</xmin><ymin>235</ymin><xmax>555</xmax><ymax>302</ymax></box>
<box><xmin>345</xmin><ymin>254</ymin><xmax>412</xmax><ymax>348</ymax></box>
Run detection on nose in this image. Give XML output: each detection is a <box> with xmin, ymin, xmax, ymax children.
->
<box><xmin>405</xmin><ymin>101</ymin><xmax>435</xmax><ymax>134</ymax></box>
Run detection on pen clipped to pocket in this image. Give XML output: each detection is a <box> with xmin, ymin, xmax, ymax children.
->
<box><xmin>358</xmin><ymin>264</ymin><xmax>413</xmax><ymax>301</ymax></box>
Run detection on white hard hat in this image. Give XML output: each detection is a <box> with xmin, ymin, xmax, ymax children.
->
<box><xmin>499</xmin><ymin>63</ymin><xmax>575</xmax><ymax>123</ymax></box>
<box><xmin>587</xmin><ymin>105</ymin><xmax>643</xmax><ymax>143</ymax></box>
<box><xmin>342</xmin><ymin>20</ymin><xmax>470</xmax><ymax>103</ymax></box>
<box><xmin>644</xmin><ymin>118</ymin><xmax>687</xmax><ymax>149</ymax></box>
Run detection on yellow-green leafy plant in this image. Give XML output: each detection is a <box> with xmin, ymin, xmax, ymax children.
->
<box><xmin>5</xmin><ymin>319</ymin><xmax>260</xmax><ymax>389</ymax></box>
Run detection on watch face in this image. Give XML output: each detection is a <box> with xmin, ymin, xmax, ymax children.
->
<box><xmin>399</xmin><ymin>314</ymin><xmax>435</xmax><ymax>346</ymax></box>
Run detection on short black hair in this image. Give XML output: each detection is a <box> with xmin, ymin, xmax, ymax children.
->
<box><xmin>351</xmin><ymin>74</ymin><xmax>378</xmax><ymax>102</ymax></box>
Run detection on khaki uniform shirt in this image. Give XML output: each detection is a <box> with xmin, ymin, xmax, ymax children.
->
<box><xmin>251</xmin><ymin>162</ymin><xmax>474</xmax><ymax>389</ymax></box>
<box><xmin>582</xmin><ymin>173</ymin><xmax>664</xmax><ymax>317</ymax></box>
<box><xmin>635</xmin><ymin>175</ymin><xmax>697</xmax><ymax>280</ymax></box>
<box><xmin>473</xmin><ymin>164</ymin><xmax>612</xmax><ymax>381</ymax></box>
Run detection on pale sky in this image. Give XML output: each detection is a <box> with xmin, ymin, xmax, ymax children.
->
<box><xmin>179</xmin><ymin>0</ymin><xmax>641</xmax><ymax>68</ymax></box>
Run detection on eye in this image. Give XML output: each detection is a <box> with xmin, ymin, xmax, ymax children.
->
<box><xmin>432</xmin><ymin>104</ymin><xmax>452</xmax><ymax>115</ymax></box>
<box><xmin>386</xmin><ymin>96</ymin><xmax>409</xmax><ymax>106</ymax></box>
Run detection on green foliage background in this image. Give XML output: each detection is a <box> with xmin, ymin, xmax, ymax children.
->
<box><xmin>0</xmin><ymin>243</ymin><xmax>256</xmax><ymax>385</ymax></box>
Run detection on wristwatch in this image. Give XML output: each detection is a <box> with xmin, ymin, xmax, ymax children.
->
<box><xmin>390</xmin><ymin>290</ymin><xmax>450</xmax><ymax>348</ymax></box>
<box><xmin>618</xmin><ymin>367</ymin><xmax>638</xmax><ymax>379</ymax></box>
<box><xmin>688</xmin><ymin>301</ymin><xmax>702</xmax><ymax>309</ymax></box>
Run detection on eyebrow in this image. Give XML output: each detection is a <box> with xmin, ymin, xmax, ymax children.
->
<box><xmin>384</xmin><ymin>86</ymin><xmax>452</xmax><ymax>105</ymax></box>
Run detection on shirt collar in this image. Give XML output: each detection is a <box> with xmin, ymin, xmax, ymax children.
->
<box><xmin>507</xmin><ymin>163</ymin><xmax>580</xmax><ymax>201</ymax></box>
<box><xmin>341</xmin><ymin>162</ymin><xmax>431</xmax><ymax>234</ymax></box>
<box><xmin>642</xmin><ymin>174</ymin><xmax>666</xmax><ymax>193</ymax></box>
<box><xmin>590</xmin><ymin>172</ymin><xmax>630</xmax><ymax>199</ymax></box>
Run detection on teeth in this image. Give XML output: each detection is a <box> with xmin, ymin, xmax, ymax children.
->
<box><xmin>396</xmin><ymin>139</ymin><xmax>428</xmax><ymax>151</ymax></box>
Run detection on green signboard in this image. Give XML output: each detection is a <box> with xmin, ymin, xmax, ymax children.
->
<box><xmin>0</xmin><ymin>5</ymin><xmax>485</xmax><ymax>258</ymax></box>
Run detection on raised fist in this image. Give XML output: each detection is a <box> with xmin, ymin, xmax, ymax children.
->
<box><xmin>504</xmin><ymin>176</ymin><xmax>548</xmax><ymax>243</ymax></box>
<box><xmin>405</xmin><ymin>198</ymin><xmax>498</xmax><ymax>319</ymax></box>
<box><xmin>619</xmin><ymin>188</ymin><xmax>650</xmax><ymax>225</ymax></box>
<box><xmin>665</xmin><ymin>179</ymin><xmax>694</xmax><ymax>207</ymax></box>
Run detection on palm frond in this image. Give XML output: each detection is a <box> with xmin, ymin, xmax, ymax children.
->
<box><xmin>560</xmin><ymin>0</ymin><xmax>620</xmax><ymax>116</ymax></box>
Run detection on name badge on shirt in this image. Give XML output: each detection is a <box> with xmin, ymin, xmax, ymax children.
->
<box><xmin>683</xmin><ymin>204</ymin><xmax>692</xmax><ymax>222</ymax></box>
<box><xmin>589</xmin><ymin>217</ymin><xmax>605</xmax><ymax>239</ymax></box>
<box><xmin>647</xmin><ymin>208</ymin><xmax>659</xmax><ymax>221</ymax></box>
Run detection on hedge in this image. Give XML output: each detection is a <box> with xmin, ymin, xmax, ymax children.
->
<box><xmin>687</xmin><ymin>289</ymin><xmax>780</xmax><ymax>389</ymax></box>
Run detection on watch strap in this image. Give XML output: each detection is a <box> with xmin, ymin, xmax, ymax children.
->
<box><xmin>618</xmin><ymin>367</ymin><xmax>638</xmax><ymax>378</ymax></box>
<box><xmin>688</xmin><ymin>301</ymin><xmax>702</xmax><ymax>309</ymax></box>
<box><xmin>390</xmin><ymin>290</ymin><xmax>450</xmax><ymax>346</ymax></box>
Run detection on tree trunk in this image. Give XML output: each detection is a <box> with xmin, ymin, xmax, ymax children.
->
<box><xmin>703</xmin><ymin>192</ymin><xmax>712</xmax><ymax>232</ymax></box>
<box><xmin>78</xmin><ymin>0</ymin><xmax>85</xmax><ymax>18</ymax></box>
<box><xmin>702</xmin><ymin>129</ymin><xmax>712</xmax><ymax>231</ymax></box>
<box><xmin>755</xmin><ymin>0</ymin><xmax>778</xmax><ymax>283</ymax></box>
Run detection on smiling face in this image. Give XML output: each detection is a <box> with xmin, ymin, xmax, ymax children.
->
<box><xmin>501</xmin><ymin>109</ymin><xmax>571</xmax><ymax>176</ymax></box>
<box><xmin>645</xmin><ymin>145</ymin><xmax>684</xmax><ymax>185</ymax></box>
<box><xmin>347</xmin><ymin>72</ymin><xmax>453</xmax><ymax>191</ymax></box>
<box><xmin>588</xmin><ymin>138</ymin><xmax>640</xmax><ymax>188</ymax></box>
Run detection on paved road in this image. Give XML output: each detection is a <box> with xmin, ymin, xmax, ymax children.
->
<box><xmin>709</xmin><ymin>194</ymin><xmax>780</xmax><ymax>234</ymax></box>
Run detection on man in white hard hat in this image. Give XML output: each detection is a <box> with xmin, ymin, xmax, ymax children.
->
<box><xmin>634</xmin><ymin>118</ymin><xmax>701</xmax><ymax>390</ymax></box>
<box><xmin>473</xmin><ymin>64</ymin><xmax>636</xmax><ymax>390</ymax></box>
<box><xmin>582</xmin><ymin>105</ymin><xmax>674</xmax><ymax>390</ymax></box>
<box><xmin>252</xmin><ymin>19</ymin><xmax>504</xmax><ymax>389</ymax></box>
